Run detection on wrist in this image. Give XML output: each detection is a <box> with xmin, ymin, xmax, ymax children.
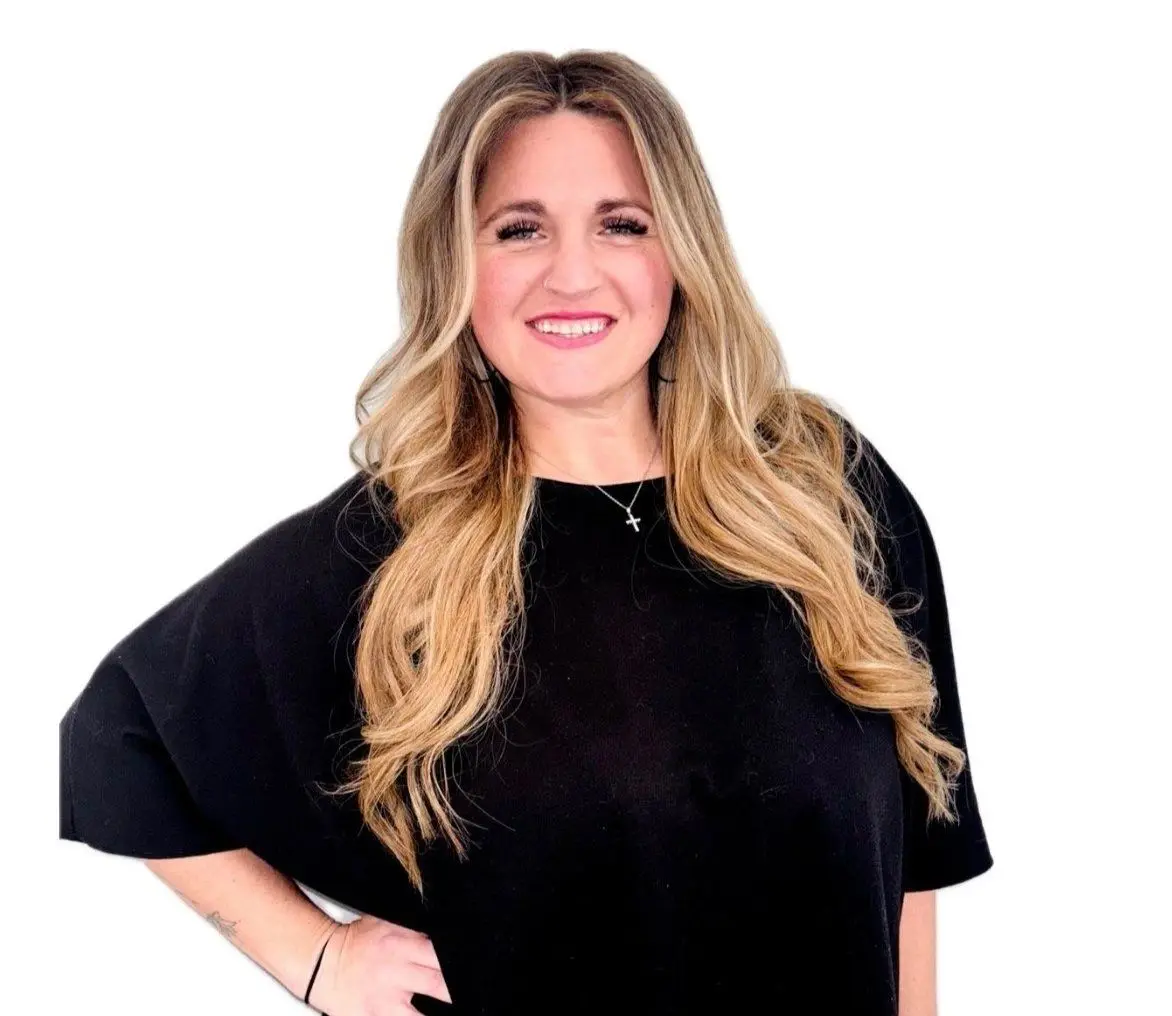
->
<box><xmin>303</xmin><ymin>920</ymin><xmax>344</xmax><ymax>1011</ymax></box>
<box><xmin>275</xmin><ymin>913</ymin><xmax>338</xmax><ymax>1001</ymax></box>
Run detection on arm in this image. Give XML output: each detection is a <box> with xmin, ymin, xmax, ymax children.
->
<box><xmin>898</xmin><ymin>889</ymin><xmax>937</xmax><ymax>1016</ymax></box>
<box><xmin>144</xmin><ymin>847</ymin><xmax>338</xmax><ymax>1005</ymax></box>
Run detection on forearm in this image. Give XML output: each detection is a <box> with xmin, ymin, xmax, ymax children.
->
<box><xmin>898</xmin><ymin>890</ymin><xmax>938</xmax><ymax>1016</ymax></box>
<box><xmin>144</xmin><ymin>847</ymin><xmax>338</xmax><ymax>1001</ymax></box>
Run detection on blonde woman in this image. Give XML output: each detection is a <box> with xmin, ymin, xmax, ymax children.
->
<box><xmin>59</xmin><ymin>50</ymin><xmax>993</xmax><ymax>1016</ymax></box>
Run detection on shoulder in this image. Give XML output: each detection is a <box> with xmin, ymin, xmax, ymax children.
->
<box><xmin>204</xmin><ymin>470</ymin><xmax>394</xmax><ymax>595</ymax></box>
<box><xmin>810</xmin><ymin>400</ymin><xmax>923</xmax><ymax>542</ymax></box>
<box><xmin>155</xmin><ymin>469</ymin><xmax>390</xmax><ymax>605</ymax></box>
<box><xmin>845</xmin><ymin>424</ymin><xmax>923</xmax><ymax>547</ymax></box>
<box><xmin>812</xmin><ymin>400</ymin><xmax>936</xmax><ymax>607</ymax></box>
<box><xmin>105</xmin><ymin>471</ymin><xmax>399</xmax><ymax>713</ymax></box>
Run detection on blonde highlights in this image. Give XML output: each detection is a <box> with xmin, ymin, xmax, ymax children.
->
<box><xmin>329</xmin><ymin>50</ymin><xmax>965</xmax><ymax>893</ymax></box>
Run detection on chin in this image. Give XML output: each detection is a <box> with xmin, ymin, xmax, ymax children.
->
<box><xmin>527</xmin><ymin>379</ymin><xmax>617</xmax><ymax>406</ymax></box>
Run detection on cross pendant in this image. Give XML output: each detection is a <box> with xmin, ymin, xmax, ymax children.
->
<box><xmin>625</xmin><ymin>511</ymin><xmax>641</xmax><ymax>532</ymax></box>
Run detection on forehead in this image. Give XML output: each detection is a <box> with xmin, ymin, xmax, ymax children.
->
<box><xmin>477</xmin><ymin>111</ymin><xmax>650</xmax><ymax>209</ymax></box>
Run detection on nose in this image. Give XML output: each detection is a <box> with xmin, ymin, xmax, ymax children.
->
<box><xmin>541</xmin><ymin>231</ymin><xmax>604</xmax><ymax>296</ymax></box>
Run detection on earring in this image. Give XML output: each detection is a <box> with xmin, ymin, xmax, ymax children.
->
<box><xmin>460</xmin><ymin>326</ymin><xmax>504</xmax><ymax>385</ymax></box>
<box><xmin>651</xmin><ymin>326</ymin><xmax>677</xmax><ymax>385</ymax></box>
<box><xmin>653</xmin><ymin>285</ymin><xmax>682</xmax><ymax>385</ymax></box>
<box><xmin>463</xmin><ymin>354</ymin><xmax>499</xmax><ymax>385</ymax></box>
<box><xmin>467</xmin><ymin>351</ymin><xmax>505</xmax><ymax>386</ymax></box>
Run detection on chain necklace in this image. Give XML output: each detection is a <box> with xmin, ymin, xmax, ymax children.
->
<box><xmin>528</xmin><ymin>441</ymin><xmax>662</xmax><ymax>533</ymax></box>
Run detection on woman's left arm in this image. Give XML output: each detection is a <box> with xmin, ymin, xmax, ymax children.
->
<box><xmin>899</xmin><ymin>889</ymin><xmax>937</xmax><ymax>1016</ymax></box>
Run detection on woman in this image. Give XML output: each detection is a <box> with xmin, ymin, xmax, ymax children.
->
<box><xmin>59</xmin><ymin>49</ymin><xmax>993</xmax><ymax>1015</ymax></box>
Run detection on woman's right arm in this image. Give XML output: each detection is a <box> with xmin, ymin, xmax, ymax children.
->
<box><xmin>144</xmin><ymin>847</ymin><xmax>452</xmax><ymax>1014</ymax></box>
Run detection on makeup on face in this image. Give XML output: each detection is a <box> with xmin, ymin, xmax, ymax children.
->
<box><xmin>526</xmin><ymin>313</ymin><xmax>617</xmax><ymax>350</ymax></box>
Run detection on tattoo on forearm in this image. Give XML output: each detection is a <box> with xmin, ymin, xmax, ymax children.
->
<box><xmin>170</xmin><ymin>887</ymin><xmax>240</xmax><ymax>940</ymax></box>
<box><xmin>205</xmin><ymin>911</ymin><xmax>239</xmax><ymax>939</ymax></box>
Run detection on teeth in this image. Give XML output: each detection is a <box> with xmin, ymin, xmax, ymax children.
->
<box><xmin>531</xmin><ymin>317</ymin><xmax>612</xmax><ymax>336</ymax></box>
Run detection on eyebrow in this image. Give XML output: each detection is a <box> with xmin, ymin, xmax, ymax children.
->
<box><xmin>479</xmin><ymin>197</ymin><xmax>654</xmax><ymax>229</ymax></box>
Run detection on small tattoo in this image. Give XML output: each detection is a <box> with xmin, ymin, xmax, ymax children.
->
<box><xmin>168</xmin><ymin>886</ymin><xmax>238</xmax><ymax>939</ymax></box>
<box><xmin>205</xmin><ymin>911</ymin><xmax>239</xmax><ymax>939</ymax></box>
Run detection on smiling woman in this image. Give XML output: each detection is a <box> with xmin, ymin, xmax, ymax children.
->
<box><xmin>60</xmin><ymin>48</ymin><xmax>993</xmax><ymax>1016</ymax></box>
<box><xmin>470</xmin><ymin>112</ymin><xmax>676</xmax><ymax>414</ymax></box>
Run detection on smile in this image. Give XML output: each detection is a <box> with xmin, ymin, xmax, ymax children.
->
<box><xmin>526</xmin><ymin>317</ymin><xmax>616</xmax><ymax>349</ymax></box>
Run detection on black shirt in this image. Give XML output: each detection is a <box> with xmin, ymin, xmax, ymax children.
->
<box><xmin>59</xmin><ymin>432</ymin><xmax>993</xmax><ymax>1015</ymax></box>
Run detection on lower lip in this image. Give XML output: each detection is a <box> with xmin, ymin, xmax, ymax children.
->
<box><xmin>526</xmin><ymin>318</ymin><xmax>616</xmax><ymax>349</ymax></box>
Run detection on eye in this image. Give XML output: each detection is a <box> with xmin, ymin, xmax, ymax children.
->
<box><xmin>494</xmin><ymin>215</ymin><xmax>651</xmax><ymax>243</ymax></box>
<box><xmin>602</xmin><ymin>215</ymin><xmax>649</xmax><ymax>237</ymax></box>
<box><xmin>495</xmin><ymin>218</ymin><xmax>541</xmax><ymax>242</ymax></box>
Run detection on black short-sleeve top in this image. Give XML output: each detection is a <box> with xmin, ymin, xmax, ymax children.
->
<box><xmin>59</xmin><ymin>430</ymin><xmax>993</xmax><ymax>1015</ymax></box>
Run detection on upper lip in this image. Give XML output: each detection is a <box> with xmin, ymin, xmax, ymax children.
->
<box><xmin>526</xmin><ymin>311</ymin><xmax>615</xmax><ymax>323</ymax></box>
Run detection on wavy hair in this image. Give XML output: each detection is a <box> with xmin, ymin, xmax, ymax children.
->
<box><xmin>330</xmin><ymin>49</ymin><xmax>967</xmax><ymax>893</ymax></box>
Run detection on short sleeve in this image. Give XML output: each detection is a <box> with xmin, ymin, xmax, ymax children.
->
<box><xmin>58</xmin><ymin>470</ymin><xmax>384</xmax><ymax>862</ymax></box>
<box><xmin>846</xmin><ymin>424</ymin><xmax>995</xmax><ymax>892</ymax></box>
<box><xmin>60</xmin><ymin>649</ymin><xmax>245</xmax><ymax>858</ymax></box>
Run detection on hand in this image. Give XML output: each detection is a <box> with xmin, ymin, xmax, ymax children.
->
<box><xmin>307</xmin><ymin>914</ymin><xmax>452</xmax><ymax>1015</ymax></box>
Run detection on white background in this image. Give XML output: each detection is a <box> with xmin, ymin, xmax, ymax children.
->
<box><xmin>8</xmin><ymin>1</ymin><xmax>1169</xmax><ymax>1012</ymax></box>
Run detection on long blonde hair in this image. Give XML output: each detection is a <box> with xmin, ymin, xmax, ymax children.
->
<box><xmin>332</xmin><ymin>49</ymin><xmax>966</xmax><ymax>893</ymax></box>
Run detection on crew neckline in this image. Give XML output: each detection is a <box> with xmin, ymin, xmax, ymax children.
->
<box><xmin>532</xmin><ymin>474</ymin><xmax>669</xmax><ymax>492</ymax></box>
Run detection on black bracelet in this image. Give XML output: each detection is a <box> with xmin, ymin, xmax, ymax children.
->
<box><xmin>303</xmin><ymin>924</ymin><xmax>338</xmax><ymax>1007</ymax></box>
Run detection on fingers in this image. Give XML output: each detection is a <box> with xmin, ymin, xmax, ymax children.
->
<box><xmin>369</xmin><ymin>926</ymin><xmax>452</xmax><ymax>1004</ymax></box>
<box><xmin>401</xmin><ymin>962</ymin><xmax>453</xmax><ymax>1004</ymax></box>
<box><xmin>393</xmin><ymin>933</ymin><xmax>445</xmax><ymax>971</ymax></box>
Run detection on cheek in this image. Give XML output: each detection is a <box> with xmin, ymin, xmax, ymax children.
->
<box><xmin>472</xmin><ymin>260</ymin><xmax>511</xmax><ymax>318</ymax></box>
<box><xmin>620</xmin><ymin>249</ymin><xmax>675</xmax><ymax>317</ymax></box>
<box><xmin>471</xmin><ymin>256</ymin><xmax>528</xmax><ymax>349</ymax></box>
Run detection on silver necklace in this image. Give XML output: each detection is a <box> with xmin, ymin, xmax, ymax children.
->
<box><xmin>529</xmin><ymin>442</ymin><xmax>662</xmax><ymax>532</ymax></box>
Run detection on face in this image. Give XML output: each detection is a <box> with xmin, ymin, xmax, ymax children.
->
<box><xmin>471</xmin><ymin>111</ymin><xmax>675</xmax><ymax>410</ymax></box>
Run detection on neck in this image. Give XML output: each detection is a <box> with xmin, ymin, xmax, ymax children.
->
<box><xmin>513</xmin><ymin>385</ymin><xmax>663</xmax><ymax>486</ymax></box>
<box><xmin>528</xmin><ymin>446</ymin><xmax>666</xmax><ymax>486</ymax></box>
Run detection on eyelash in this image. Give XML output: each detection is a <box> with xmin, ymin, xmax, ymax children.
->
<box><xmin>495</xmin><ymin>215</ymin><xmax>649</xmax><ymax>242</ymax></box>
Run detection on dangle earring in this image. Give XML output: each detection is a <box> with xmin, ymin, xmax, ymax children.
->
<box><xmin>652</xmin><ymin>285</ymin><xmax>682</xmax><ymax>385</ymax></box>
<box><xmin>481</xmin><ymin>353</ymin><xmax>505</xmax><ymax>385</ymax></box>
<box><xmin>652</xmin><ymin>325</ymin><xmax>678</xmax><ymax>385</ymax></box>
<box><xmin>461</xmin><ymin>329</ymin><xmax>511</xmax><ymax>441</ymax></box>
<box><xmin>461</xmin><ymin>328</ymin><xmax>503</xmax><ymax>385</ymax></box>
